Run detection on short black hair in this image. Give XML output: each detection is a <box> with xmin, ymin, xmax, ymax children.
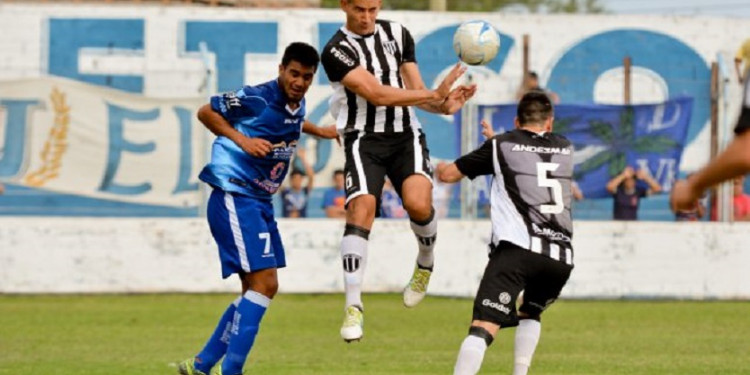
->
<box><xmin>528</xmin><ymin>71</ymin><xmax>538</xmax><ymax>79</ymax></box>
<box><xmin>517</xmin><ymin>91</ymin><xmax>553</xmax><ymax>126</ymax></box>
<box><xmin>333</xmin><ymin>169</ymin><xmax>345</xmax><ymax>177</ymax></box>
<box><xmin>290</xmin><ymin>169</ymin><xmax>305</xmax><ymax>177</ymax></box>
<box><xmin>281</xmin><ymin>42</ymin><xmax>320</xmax><ymax>70</ymax></box>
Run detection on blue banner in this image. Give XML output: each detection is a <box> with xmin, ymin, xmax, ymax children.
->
<box><xmin>476</xmin><ymin>97</ymin><xmax>693</xmax><ymax>201</ymax></box>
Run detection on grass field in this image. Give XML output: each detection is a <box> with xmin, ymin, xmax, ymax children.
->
<box><xmin>1</xmin><ymin>294</ymin><xmax>749</xmax><ymax>375</ymax></box>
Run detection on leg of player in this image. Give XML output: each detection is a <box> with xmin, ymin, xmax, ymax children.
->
<box><xmin>220</xmin><ymin>268</ymin><xmax>278</xmax><ymax>375</ymax></box>
<box><xmin>400</xmin><ymin>175</ymin><xmax>437</xmax><ymax>307</ymax></box>
<box><xmin>340</xmin><ymin>194</ymin><xmax>377</xmax><ymax>342</ymax></box>
<box><xmin>512</xmin><ymin>312</ymin><xmax>542</xmax><ymax>375</ymax></box>
<box><xmin>453</xmin><ymin>320</ymin><xmax>499</xmax><ymax>375</ymax></box>
<box><xmin>179</xmin><ymin>296</ymin><xmax>241</xmax><ymax>374</ymax></box>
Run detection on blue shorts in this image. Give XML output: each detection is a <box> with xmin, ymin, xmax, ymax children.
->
<box><xmin>207</xmin><ymin>189</ymin><xmax>286</xmax><ymax>279</ymax></box>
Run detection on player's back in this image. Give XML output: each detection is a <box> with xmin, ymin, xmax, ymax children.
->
<box><xmin>489</xmin><ymin>129</ymin><xmax>574</xmax><ymax>264</ymax></box>
<box><xmin>199</xmin><ymin>80</ymin><xmax>306</xmax><ymax>201</ymax></box>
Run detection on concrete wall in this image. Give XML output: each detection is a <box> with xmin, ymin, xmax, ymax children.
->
<box><xmin>2</xmin><ymin>218</ymin><xmax>748</xmax><ymax>299</ymax></box>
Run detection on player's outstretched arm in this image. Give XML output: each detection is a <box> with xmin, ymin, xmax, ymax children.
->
<box><xmin>341</xmin><ymin>63</ymin><xmax>465</xmax><ymax>107</ymax></box>
<box><xmin>436</xmin><ymin>162</ymin><xmax>465</xmax><ymax>184</ymax></box>
<box><xmin>671</xmin><ymin>131</ymin><xmax>750</xmax><ymax>211</ymax></box>
<box><xmin>401</xmin><ymin>62</ymin><xmax>476</xmax><ymax>115</ymax></box>
<box><xmin>605</xmin><ymin>166</ymin><xmax>633</xmax><ymax>194</ymax></box>
<box><xmin>297</xmin><ymin>147</ymin><xmax>315</xmax><ymax>193</ymax></box>
<box><xmin>197</xmin><ymin>104</ymin><xmax>272</xmax><ymax>158</ymax></box>
<box><xmin>302</xmin><ymin>120</ymin><xmax>341</xmax><ymax>146</ymax></box>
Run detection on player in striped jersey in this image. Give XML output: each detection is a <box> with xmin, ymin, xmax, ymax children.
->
<box><xmin>671</xmin><ymin>76</ymin><xmax>750</xmax><ymax>211</ymax></box>
<box><xmin>437</xmin><ymin>92</ymin><xmax>574</xmax><ymax>375</ymax></box>
<box><xmin>321</xmin><ymin>0</ymin><xmax>477</xmax><ymax>342</ymax></box>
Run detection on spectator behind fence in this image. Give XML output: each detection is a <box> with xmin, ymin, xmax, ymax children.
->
<box><xmin>606</xmin><ymin>166</ymin><xmax>662</xmax><ymax>221</ymax></box>
<box><xmin>381</xmin><ymin>178</ymin><xmax>408</xmax><ymax>218</ymax></box>
<box><xmin>732</xmin><ymin>176</ymin><xmax>750</xmax><ymax>221</ymax></box>
<box><xmin>735</xmin><ymin>37</ymin><xmax>750</xmax><ymax>83</ymax></box>
<box><xmin>516</xmin><ymin>71</ymin><xmax>559</xmax><ymax>104</ymax></box>
<box><xmin>322</xmin><ymin>169</ymin><xmax>346</xmax><ymax>218</ymax></box>
<box><xmin>280</xmin><ymin>148</ymin><xmax>314</xmax><ymax>218</ymax></box>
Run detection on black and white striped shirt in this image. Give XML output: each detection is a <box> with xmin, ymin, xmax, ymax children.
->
<box><xmin>456</xmin><ymin>129</ymin><xmax>575</xmax><ymax>266</ymax></box>
<box><xmin>321</xmin><ymin>20</ymin><xmax>421</xmax><ymax>134</ymax></box>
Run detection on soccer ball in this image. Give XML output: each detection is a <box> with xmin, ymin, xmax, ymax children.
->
<box><xmin>452</xmin><ymin>21</ymin><xmax>501</xmax><ymax>66</ymax></box>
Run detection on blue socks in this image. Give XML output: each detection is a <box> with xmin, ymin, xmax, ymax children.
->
<box><xmin>221</xmin><ymin>290</ymin><xmax>271</xmax><ymax>375</ymax></box>
<box><xmin>194</xmin><ymin>297</ymin><xmax>242</xmax><ymax>373</ymax></box>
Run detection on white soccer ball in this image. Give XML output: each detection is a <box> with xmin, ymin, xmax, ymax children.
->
<box><xmin>452</xmin><ymin>21</ymin><xmax>501</xmax><ymax>66</ymax></box>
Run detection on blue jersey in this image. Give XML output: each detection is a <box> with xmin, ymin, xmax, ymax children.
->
<box><xmin>199</xmin><ymin>80</ymin><xmax>305</xmax><ymax>201</ymax></box>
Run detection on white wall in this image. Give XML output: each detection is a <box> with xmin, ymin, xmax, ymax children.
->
<box><xmin>2</xmin><ymin>217</ymin><xmax>748</xmax><ymax>299</ymax></box>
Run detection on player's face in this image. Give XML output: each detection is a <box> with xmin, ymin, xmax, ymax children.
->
<box><xmin>341</xmin><ymin>0</ymin><xmax>380</xmax><ymax>35</ymax></box>
<box><xmin>278</xmin><ymin>61</ymin><xmax>316</xmax><ymax>103</ymax></box>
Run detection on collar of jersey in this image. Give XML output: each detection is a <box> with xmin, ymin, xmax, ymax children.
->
<box><xmin>341</xmin><ymin>25</ymin><xmax>376</xmax><ymax>39</ymax></box>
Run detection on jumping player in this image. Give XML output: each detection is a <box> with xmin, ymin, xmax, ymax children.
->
<box><xmin>320</xmin><ymin>0</ymin><xmax>477</xmax><ymax>342</ymax></box>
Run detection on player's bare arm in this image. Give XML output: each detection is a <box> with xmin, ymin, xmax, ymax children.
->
<box><xmin>297</xmin><ymin>147</ymin><xmax>315</xmax><ymax>193</ymax></box>
<box><xmin>341</xmin><ymin>62</ymin><xmax>466</xmax><ymax>107</ymax></box>
<box><xmin>436</xmin><ymin>161</ymin><xmax>465</xmax><ymax>184</ymax></box>
<box><xmin>400</xmin><ymin>62</ymin><xmax>476</xmax><ymax>115</ymax></box>
<box><xmin>671</xmin><ymin>130</ymin><xmax>750</xmax><ymax>211</ymax></box>
<box><xmin>302</xmin><ymin>120</ymin><xmax>341</xmax><ymax>145</ymax></box>
<box><xmin>197</xmin><ymin>104</ymin><xmax>272</xmax><ymax>157</ymax></box>
<box><xmin>636</xmin><ymin>168</ymin><xmax>662</xmax><ymax>194</ymax></box>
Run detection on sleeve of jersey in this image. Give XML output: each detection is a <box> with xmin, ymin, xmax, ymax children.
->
<box><xmin>401</xmin><ymin>27</ymin><xmax>417</xmax><ymax>63</ymax></box>
<box><xmin>735</xmin><ymin>79</ymin><xmax>750</xmax><ymax>134</ymax></box>
<box><xmin>321</xmin><ymin>43</ymin><xmax>359</xmax><ymax>83</ymax></box>
<box><xmin>455</xmin><ymin>139</ymin><xmax>495</xmax><ymax>180</ymax></box>
<box><xmin>209</xmin><ymin>87</ymin><xmax>266</xmax><ymax>125</ymax></box>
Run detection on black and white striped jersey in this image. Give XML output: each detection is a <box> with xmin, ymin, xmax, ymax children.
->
<box><xmin>321</xmin><ymin>20</ymin><xmax>421</xmax><ymax>134</ymax></box>
<box><xmin>456</xmin><ymin>129</ymin><xmax>575</xmax><ymax>265</ymax></box>
<box><xmin>736</xmin><ymin>76</ymin><xmax>750</xmax><ymax>134</ymax></box>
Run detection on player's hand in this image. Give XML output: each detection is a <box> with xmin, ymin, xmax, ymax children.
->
<box><xmin>238</xmin><ymin>136</ymin><xmax>272</xmax><ymax>158</ymax></box>
<box><xmin>670</xmin><ymin>179</ymin><xmax>700</xmax><ymax>213</ymax></box>
<box><xmin>635</xmin><ymin>168</ymin><xmax>649</xmax><ymax>180</ymax></box>
<box><xmin>480</xmin><ymin>119</ymin><xmax>495</xmax><ymax>139</ymax></box>
<box><xmin>319</xmin><ymin>124</ymin><xmax>342</xmax><ymax>146</ymax></box>
<box><xmin>435</xmin><ymin>63</ymin><xmax>467</xmax><ymax>100</ymax></box>
<box><xmin>441</xmin><ymin>84</ymin><xmax>477</xmax><ymax>114</ymax></box>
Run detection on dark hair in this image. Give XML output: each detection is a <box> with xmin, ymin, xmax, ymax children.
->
<box><xmin>517</xmin><ymin>91</ymin><xmax>553</xmax><ymax>126</ymax></box>
<box><xmin>281</xmin><ymin>42</ymin><xmax>320</xmax><ymax>70</ymax></box>
<box><xmin>527</xmin><ymin>71</ymin><xmax>538</xmax><ymax>79</ymax></box>
<box><xmin>333</xmin><ymin>169</ymin><xmax>345</xmax><ymax>177</ymax></box>
<box><xmin>290</xmin><ymin>169</ymin><xmax>305</xmax><ymax>177</ymax></box>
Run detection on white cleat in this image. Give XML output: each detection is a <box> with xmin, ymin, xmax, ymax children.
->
<box><xmin>340</xmin><ymin>305</ymin><xmax>364</xmax><ymax>342</ymax></box>
<box><xmin>403</xmin><ymin>264</ymin><xmax>432</xmax><ymax>308</ymax></box>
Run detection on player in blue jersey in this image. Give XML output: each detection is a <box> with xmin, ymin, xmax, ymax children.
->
<box><xmin>178</xmin><ymin>42</ymin><xmax>336</xmax><ymax>375</ymax></box>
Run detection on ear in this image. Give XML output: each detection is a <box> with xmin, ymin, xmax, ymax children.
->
<box><xmin>278</xmin><ymin>64</ymin><xmax>284</xmax><ymax>76</ymax></box>
<box><xmin>513</xmin><ymin>117</ymin><xmax>521</xmax><ymax>129</ymax></box>
<box><xmin>545</xmin><ymin>116</ymin><xmax>554</xmax><ymax>132</ymax></box>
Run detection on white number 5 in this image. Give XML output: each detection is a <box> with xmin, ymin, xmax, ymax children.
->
<box><xmin>537</xmin><ymin>162</ymin><xmax>564</xmax><ymax>214</ymax></box>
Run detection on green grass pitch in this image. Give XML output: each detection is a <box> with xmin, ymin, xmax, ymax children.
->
<box><xmin>1</xmin><ymin>293</ymin><xmax>749</xmax><ymax>374</ymax></box>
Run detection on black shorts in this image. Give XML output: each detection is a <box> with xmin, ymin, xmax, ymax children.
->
<box><xmin>472</xmin><ymin>241</ymin><xmax>573</xmax><ymax>328</ymax></box>
<box><xmin>343</xmin><ymin>129</ymin><xmax>433</xmax><ymax>208</ymax></box>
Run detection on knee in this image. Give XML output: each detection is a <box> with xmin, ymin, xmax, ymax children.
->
<box><xmin>403</xmin><ymin>198</ymin><xmax>432</xmax><ymax>220</ymax></box>
<box><xmin>258</xmin><ymin>278</ymin><xmax>278</xmax><ymax>298</ymax></box>
<box><xmin>347</xmin><ymin>195</ymin><xmax>376</xmax><ymax>224</ymax></box>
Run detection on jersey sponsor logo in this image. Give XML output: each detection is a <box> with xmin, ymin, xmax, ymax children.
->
<box><xmin>284</xmin><ymin>118</ymin><xmax>300</xmax><ymax>124</ymax></box>
<box><xmin>511</xmin><ymin>143</ymin><xmax>571</xmax><ymax>155</ymax></box>
<box><xmin>252</xmin><ymin>178</ymin><xmax>282</xmax><ymax>194</ymax></box>
<box><xmin>269</xmin><ymin>140</ymin><xmax>298</xmax><ymax>160</ymax></box>
<box><xmin>383</xmin><ymin>39</ymin><xmax>398</xmax><ymax>55</ymax></box>
<box><xmin>498</xmin><ymin>292</ymin><xmax>511</xmax><ymax>304</ymax></box>
<box><xmin>532</xmin><ymin>223</ymin><xmax>571</xmax><ymax>242</ymax></box>
<box><xmin>482</xmin><ymin>298</ymin><xmax>510</xmax><ymax>315</ymax></box>
<box><xmin>269</xmin><ymin>162</ymin><xmax>285</xmax><ymax>180</ymax></box>
<box><xmin>223</xmin><ymin>91</ymin><xmax>241</xmax><ymax>108</ymax></box>
<box><xmin>331</xmin><ymin>46</ymin><xmax>356</xmax><ymax>67</ymax></box>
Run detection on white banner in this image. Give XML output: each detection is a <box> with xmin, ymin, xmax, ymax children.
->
<box><xmin>0</xmin><ymin>77</ymin><xmax>204</xmax><ymax>207</ymax></box>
